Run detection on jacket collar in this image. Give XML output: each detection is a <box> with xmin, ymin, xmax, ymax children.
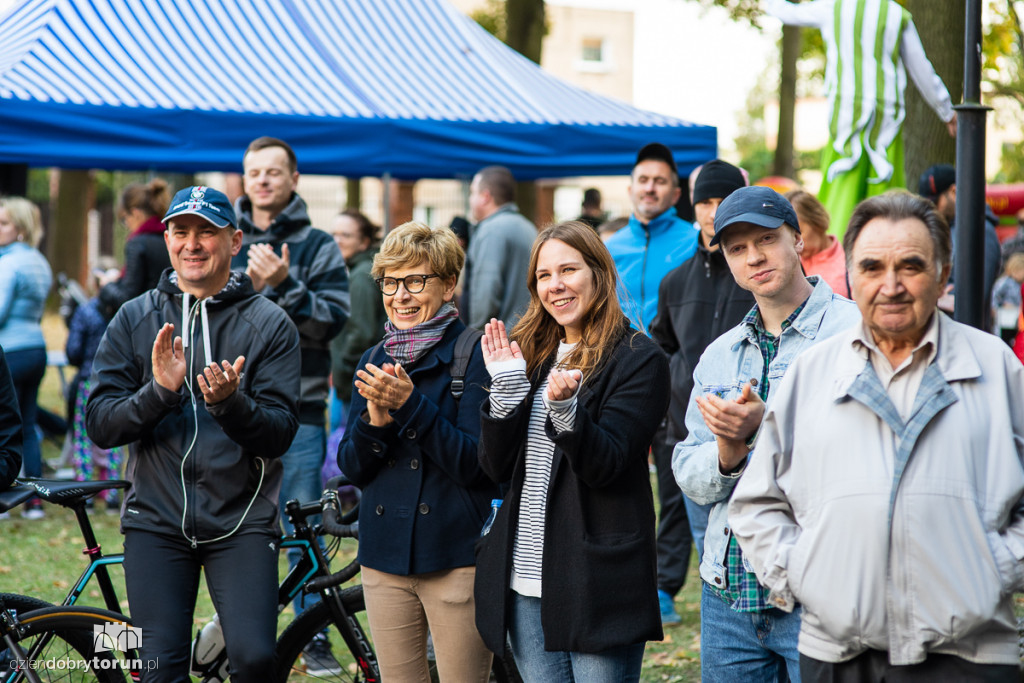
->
<box><xmin>234</xmin><ymin>193</ymin><xmax>312</xmax><ymax>238</ymax></box>
<box><xmin>832</xmin><ymin>311</ymin><xmax>981</xmax><ymax>398</ymax></box>
<box><xmin>627</xmin><ymin>206</ymin><xmax>681</xmax><ymax>238</ymax></box>
<box><xmin>730</xmin><ymin>276</ymin><xmax>833</xmax><ymax>350</ymax></box>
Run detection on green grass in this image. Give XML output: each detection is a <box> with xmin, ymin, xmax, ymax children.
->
<box><xmin>4</xmin><ymin>313</ymin><xmax>705</xmax><ymax>681</ymax></box>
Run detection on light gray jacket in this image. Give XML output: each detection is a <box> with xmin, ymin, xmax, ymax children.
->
<box><xmin>464</xmin><ymin>204</ymin><xmax>536</xmax><ymax>330</ymax></box>
<box><xmin>729</xmin><ymin>313</ymin><xmax>1024</xmax><ymax>666</ymax></box>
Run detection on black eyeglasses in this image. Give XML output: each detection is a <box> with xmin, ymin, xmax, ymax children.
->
<box><xmin>375</xmin><ymin>274</ymin><xmax>440</xmax><ymax>295</ymax></box>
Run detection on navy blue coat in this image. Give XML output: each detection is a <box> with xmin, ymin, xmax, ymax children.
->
<box><xmin>337</xmin><ymin>321</ymin><xmax>499</xmax><ymax>575</ymax></box>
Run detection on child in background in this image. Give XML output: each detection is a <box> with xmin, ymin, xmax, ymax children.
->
<box><xmin>992</xmin><ymin>253</ymin><xmax>1024</xmax><ymax>344</ymax></box>
<box><xmin>66</xmin><ymin>265</ymin><xmax>125</xmax><ymax>510</ymax></box>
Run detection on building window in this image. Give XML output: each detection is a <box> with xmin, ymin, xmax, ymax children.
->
<box><xmin>581</xmin><ymin>38</ymin><xmax>604</xmax><ymax>63</ymax></box>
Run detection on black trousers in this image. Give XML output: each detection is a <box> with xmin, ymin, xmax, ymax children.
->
<box><xmin>800</xmin><ymin>651</ymin><xmax>1021</xmax><ymax>683</ymax></box>
<box><xmin>653</xmin><ymin>421</ymin><xmax>692</xmax><ymax>596</ymax></box>
<box><xmin>123</xmin><ymin>529</ymin><xmax>279</xmax><ymax>683</ymax></box>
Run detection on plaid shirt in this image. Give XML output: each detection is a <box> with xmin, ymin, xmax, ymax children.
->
<box><xmin>711</xmin><ymin>300</ymin><xmax>807</xmax><ymax>612</ymax></box>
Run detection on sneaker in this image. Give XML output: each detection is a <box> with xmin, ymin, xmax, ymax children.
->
<box><xmin>302</xmin><ymin>636</ymin><xmax>342</xmax><ymax>676</ymax></box>
<box><xmin>658</xmin><ymin>589</ymin><xmax>681</xmax><ymax>625</ymax></box>
<box><xmin>21</xmin><ymin>499</ymin><xmax>44</xmax><ymax>520</ymax></box>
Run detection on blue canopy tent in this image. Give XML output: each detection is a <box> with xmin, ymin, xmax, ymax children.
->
<box><xmin>0</xmin><ymin>0</ymin><xmax>716</xmax><ymax>179</ymax></box>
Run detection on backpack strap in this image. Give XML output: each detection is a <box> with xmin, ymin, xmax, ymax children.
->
<box><xmin>450</xmin><ymin>328</ymin><xmax>484</xmax><ymax>400</ymax></box>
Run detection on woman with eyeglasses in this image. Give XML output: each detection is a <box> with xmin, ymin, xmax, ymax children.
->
<box><xmin>337</xmin><ymin>221</ymin><xmax>500</xmax><ymax>682</ymax></box>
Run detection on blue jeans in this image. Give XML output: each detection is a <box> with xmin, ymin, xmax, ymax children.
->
<box><xmin>700</xmin><ymin>583</ymin><xmax>801</xmax><ymax>683</ymax></box>
<box><xmin>684</xmin><ymin>495</ymin><xmax>713</xmax><ymax>564</ymax></box>
<box><xmin>509</xmin><ymin>592</ymin><xmax>645</xmax><ymax>683</ymax></box>
<box><xmin>279</xmin><ymin>422</ymin><xmax>326</xmax><ymax>615</ymax></box>
<box><xmin>6</xmin><ymin>347</ymin><xmax>46</xmax><ymax>478</ymax></box>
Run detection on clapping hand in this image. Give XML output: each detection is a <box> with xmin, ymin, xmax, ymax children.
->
<box><xmin>482</xmin><ymin>319</ymin><xmax>523</xmax><ymax>365</ymax></box>
<box><xmin>355</xmin><ymin>362</ymin><xmax>414</xmax><ymax>426</ymax></box>
<box><xmin>246</xmin><ymin>243</ymin><xmax>290</xmax><ymax>290</ymax></box>
<box><xmin>696</xmin><ymin>382</ymin><xmax>765</xmax><ymax>472</ymax></box>
<box><xmin>151</xmin><ymin>323</ymin><xmax>187</xmax><ymax>392</ymax></box>
<box><xmin>547</xmin><ymin>369</ymin><xmax>582</xmax><ymax>402</ymax></box>
<box><xmin>198</xmin><ymin>356</ymin><xmax>246</xmax><ymax>404</ymax></box>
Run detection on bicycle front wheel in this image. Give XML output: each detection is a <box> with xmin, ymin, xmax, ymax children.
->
<box><xmin>275</xmin><ymin>585</ymin><xmax>378</xmax><ymax>682</ymax></box>
<box><xmin>1</xmin><ymin>601</ymin><xmax>130</xmax><ymax>683</ymax></box>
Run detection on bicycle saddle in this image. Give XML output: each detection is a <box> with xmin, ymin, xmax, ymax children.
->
<box><xmin>17</xmin><ymin>478</ymin><xmax>130</xmax><ymax>506</ymax></box>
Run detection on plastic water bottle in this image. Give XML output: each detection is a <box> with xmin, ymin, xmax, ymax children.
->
<box><xmin>190</xmin><ymin>613</ymin><xmax>229</xmax><ymax>681</ymax></box>
<box><xmin>480</xmin><ymin>499</ymin><xmax>502</xmax><ymax>537</ymax></box>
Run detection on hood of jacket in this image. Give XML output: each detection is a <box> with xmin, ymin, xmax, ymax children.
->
<box><xmin>234</xmin><ymin>193</ymin><xmax>312</xmax><ymax>240</ymax></box>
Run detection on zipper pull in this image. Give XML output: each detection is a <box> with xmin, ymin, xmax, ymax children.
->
<box><xmin>191</xmin><ymin>537</ymin><xmax>198</xmax><ymax>549</ymax></box>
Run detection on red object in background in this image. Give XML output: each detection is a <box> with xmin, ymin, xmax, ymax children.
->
<box><xmin>754</xmin><ymin>176</ymin><xmax>801</xmax><ymax>194</ymax></box>
<box><xmin>986</xmin><ymin>183</ymin><xmax>1024</xmax><ymax>218</ymax></box>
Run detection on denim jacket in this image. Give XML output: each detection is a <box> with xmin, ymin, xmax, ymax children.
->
<box><xmin>672</xmin><ymin>276</ymin><xmax>860</xmax><ymax>589</ymax></box>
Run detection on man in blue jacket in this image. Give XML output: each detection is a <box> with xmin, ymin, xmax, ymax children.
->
<box><xmin>606</xmin><ymin>142</ymin><xmax>699</xmax><ymax>625</ymax></box>
<box><xmin>606</xmin><ymin>142</ymin><xmax>699</xmax><ymax>334</ymax></box>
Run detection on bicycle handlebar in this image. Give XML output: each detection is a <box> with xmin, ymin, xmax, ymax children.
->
<box><xmin>303</xmin><ymin>487</ymin><xmax>361</xmax><ymax>594</ymax></box>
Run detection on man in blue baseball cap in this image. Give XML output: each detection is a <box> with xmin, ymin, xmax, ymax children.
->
<box><xmin>87</xmin><ymin>184</ymin><xmax>301</xmax><ymax>682</ymax></box>
<box><xmin>672</xmin><ymin>185</ymin><xmax>860</xmax><ymax>682</ymax></box>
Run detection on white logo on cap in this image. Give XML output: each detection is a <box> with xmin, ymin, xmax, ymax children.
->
<box><xmin>190</xmin><ymin>187</ymin><xmax>206</xmax><ymax>200</ymax></box>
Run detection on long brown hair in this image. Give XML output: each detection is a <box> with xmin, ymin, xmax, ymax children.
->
<box><xmin>511</xmin><ymin>221</ymin><xmax>627</xmax><ymax>381</ymax></box>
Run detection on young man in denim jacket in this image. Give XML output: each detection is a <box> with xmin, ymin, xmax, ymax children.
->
<box><xmin>672</xmin><ymin>186</ymin><xmax>860</xmax><ymax>682</ymax></box>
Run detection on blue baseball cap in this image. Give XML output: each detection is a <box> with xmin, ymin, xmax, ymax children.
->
<box><xmin>163</xmin><ymin>186</ymin><xmax>237</xmax><ymax>229</ymax></box>
<box><xmin>710</xmin><ymin>185</ymin><xmax>800</xmax><ymax>246</ymax></box>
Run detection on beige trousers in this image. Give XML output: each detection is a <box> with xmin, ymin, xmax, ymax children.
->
<box><xmin>361</xmin><ymin>565</ymin><xmax>493</xmax><ymax>682</ymax></box>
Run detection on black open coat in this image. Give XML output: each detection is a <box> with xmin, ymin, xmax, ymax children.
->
<box><xmin>474</xmin><ymin>325</ymin><xmax>670</xmax><ymax>654</ymax></box>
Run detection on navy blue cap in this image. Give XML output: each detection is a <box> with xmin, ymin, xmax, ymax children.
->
<box><xmin>710</xmin><ymin>185</ymin><xmax>800</xmax><ymax>246</ymax></box>
<box><xmin>163</xmin><ymin>186</ymin><xmax>237</xmax><ymax>229</ymax></box>
<box><xmin>918</xmin><ymin>164</ymin><xmax>955</xmax><ymax>202</ymax></box>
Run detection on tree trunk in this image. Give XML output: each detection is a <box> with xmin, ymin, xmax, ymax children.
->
<box><xmin>773</xmin><ymin>24</ymin><xmax>801</xmax><ymax>178</ymax></box>
<box><xmin>505</xmin><ymin>0</ymin><xmax>545</xmax><ymax>219</ymax></box>
<box><xmin>505</xmin><ymin>0</ymin><xmax>545</xmax><ymax>63</ymax></box>
<box><xmin>902</xmin><ymin>0</ymin><xmax>964</xmax><ymax>189</ymax></box>
<box><xmin>50</xmin><ymin>169</ymin><xmax>93</xmax><ymax>287</ymax></box>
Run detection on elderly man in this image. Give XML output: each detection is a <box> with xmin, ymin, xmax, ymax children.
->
<box><xmin>674</xmin><ymin>186</ymin><xmax>859</xmax><ymax>682</ymax></box>
<box><xmin>730</xmin><ymin>192</ymin><xmax>1024</xmax><ymax>682</ymax></box>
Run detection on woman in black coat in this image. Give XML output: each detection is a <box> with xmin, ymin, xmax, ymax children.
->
<box><xmin>475</xmin><ymin>221</ymin><xmax>670</xmax><ymax>683</ymax></box>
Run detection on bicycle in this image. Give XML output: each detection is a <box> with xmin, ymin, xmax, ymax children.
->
<box><xmin>7</xmin><ymin>476</ymin><xmax>521</xmax><ymax>682</ymax></box>
<box><xmin>0</xmin><ymin>488</ymin><xmax>137</xmax><ymax>683</ymax></box>
<box><xmin>5</xmin><ymin>476</ymin><xmax>376</xmax><ymax>682</ymax></box>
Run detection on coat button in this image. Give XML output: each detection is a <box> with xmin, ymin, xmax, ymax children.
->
<box><xmin>714</xmin><ymin>577</ymin><xmax>722</xmax><ymax>585</ymax></box>
<box><xmin>410</xmin><ymin>459</ymin><xmax>419</xmax><ymax>470</ymax></box>
<box><xmin>418</xmin><ymin>503</ymin><xmax>430</xmax><ymax>514</ymax></box>
<box><xmin>750</xmin><ymin>378</ymin><xmax>758</xmax><ymax>387</ymax></box>
<box><xmin>723</xmin><ymin>527</ymin><xmax>729</xmax><ymax>535</ymax></box>
<box><xmin>370</xmin><ymin>442</ymin><xmax>382</xmax><ymax>453</ymax></box>
<box><xmin>387</xmin><ymin>459</ymin><xmax>396</xmax><ymax>468</ymax></box>
<box><xmin>405</xmin><ymin>428</ymin><xmax>417</xmax><ymax>439</ymax></box>
<box><xmin>375</xmin><ymin>505</ymin><xmax>384</xmax><ymax>515</ymax></box>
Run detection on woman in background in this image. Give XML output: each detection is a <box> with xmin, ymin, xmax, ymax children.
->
<box><xmin>474</xmin><ymin>221</ymin><xmax>669</xmax><ymax>682</ymax></box>
<box><xmin>0</xmin><ymin>197</ymin><xmax>53</xmax><ymax>519</ymax></box>
<box><xmin>99</xmin><ymin>178</ymin><xmax>172</xmax><ymax>311</ymax></box>
<box><xmin>786</xmin><ymin>189</ymin><xmax>850</xmax><ymax>297</ymax></box>
<box><xmin>328</xmin><ymin>209</ymin><xmax>386</xmax><ymax>431</ymax></box>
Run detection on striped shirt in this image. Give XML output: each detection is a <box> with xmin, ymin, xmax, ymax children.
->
<box><xmin>486</xmin><ymin>342</ymin><xmax>578</xmax><ymax>598</ymax></box>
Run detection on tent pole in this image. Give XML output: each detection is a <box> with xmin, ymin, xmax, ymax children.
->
<box><xmin>382</xmin><ymin>172</ymin><xmax>392</xmax><ymax>233</ymax></box>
